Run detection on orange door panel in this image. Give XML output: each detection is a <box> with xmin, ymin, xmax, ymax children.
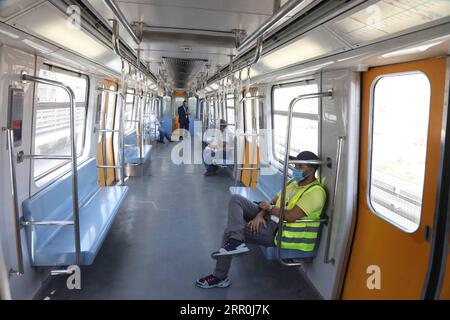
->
<box><xmin>241</xmin><ymin>142</ymin><xmax>259</xmax><ymax>188</ymax></box>
<box><xmin>342</xmin><ymin>58</ymin><xmax>447</xmax><ymax>299</ymax></box>
<box><xmin>97</xmin><ymin>80</ymin><xmax>118</xmax><ymax>186</ymax></box>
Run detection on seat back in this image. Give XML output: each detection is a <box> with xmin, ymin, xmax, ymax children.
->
<box><xmin>22</xmin><ymin>158</ymin><xmax>100</xmax><ymax>249</ymax></box>
<box><xmin>256</xmin><ymin>169</ymin><xmax>284</xmax><ymax>199</ymax></box>
<box><xmin>124</xmin><ymin>130</ymin><xmax>137</xmax><ymax>146</ymax></box>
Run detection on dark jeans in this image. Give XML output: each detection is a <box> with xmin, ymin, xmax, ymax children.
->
<box><xmin>158</xmin><ymin>128</ymin><xmax>171</xmax><ymax>142</ymax></box>
<box><xmin>213</xmin><ymin>194</ymin><xmax>278</xmax><ymax>279</ymax></box>
<box><xmin>203</xmin><ymin>149</ymin><xmax>226</xmax><ymax>172</ymax></box>
<box><xmin>179</xmin><ymin>122</ymin><xmax>189</xmax><ymax>139</ymax></box>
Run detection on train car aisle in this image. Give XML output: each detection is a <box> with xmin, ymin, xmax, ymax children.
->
<box><xmin>35</xmin><ymin>142</ymin><xmax>320</xmax><ymax>300</ymax></box>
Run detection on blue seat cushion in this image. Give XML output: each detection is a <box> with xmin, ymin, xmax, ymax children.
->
<box><xmin>229</xmin><ymin>186</ymin><xmax>267</xmax><ymax>202</ymax></box>
<box><xmin>259</xmin><ymin>246</ymin><xmax>317</xmax><ymax>260</ymax></box>
<box><xmin>229</xmin><ymin>169</ymin><xmax>284</xmax><ymax>201</ymax></box>
<box><xmin>30</xmin><ymin>186</ymin><xmax>128</xmax><ymax>266</ymax></box>
<box><xmin>124</xmin><ymin>145</ymin><xmax>152</xmax><ymax>164</ymax></box>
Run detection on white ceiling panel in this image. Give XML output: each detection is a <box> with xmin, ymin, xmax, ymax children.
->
<box><xmin>116</xmin><ymin>0</ymin><xmax>273</xmax><ymax>33</ymax></box>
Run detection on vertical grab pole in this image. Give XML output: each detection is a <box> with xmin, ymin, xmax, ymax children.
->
<box><xmin>324</xmin><ymin>135</ymin><xmax>345</xmax><ymax>264</ymax></box>
<box><xmin>119</xmin><ymin>61</ymin><xmax>126</xmax><ymax>185</ymax></box>
<box><xmin>139</xmin><ymin>94</ymin><xmax>144</xmax><ymax>159</ymax></box>
<box><xmin>276</xmin><ymin>91</ymin><xmax>332</xmax><ymax>267</ymax></box>
<box><xmin>3</xmin><ymin>128</ymin><xmax>24</xmax><ymax>275</ymax></box>
<box><xmin>234</xmin><ymin>97</ymin><xmax>243</xmax><ymax>186</ymax></box>
<box><xmin>67</xmin><ymin>83</ymin><xmax>81</xmax><ymax>266</ymax></box>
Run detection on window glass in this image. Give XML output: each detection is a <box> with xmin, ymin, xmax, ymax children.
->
<box><xmin>162</xmin><ymin>96</ymin><xmax>171</xmax><ymax>118</ymax></box>
<box><xmin>226</xmin><ymin>94</ymin><xmax>235</xmax><ymax>125</ymax></box>
<box><xmin>272</xmin><ymin>83</ymin><xmax>319</xmax><ymax>162</ymax></box>
<box><xmin>273</xmin><ymin>83</ymin><xmax>318</xmax><ymax>113</ymax></box>
<box><xmin>188</xmin><ymin>97</ymin><xmax>197</xmax><ymax>118</ymax></box>
<box><xmin>34</xmin><ymin>68</ymin><xmax>88</xmax><ymax>179</ymax></box>
<box><xmin>124</xmin><ymin>89</ymin><xmax>135</xmax><ymax>131</ymax></box>
<box><xmin>369</xmin><ymin>72</ymin><xmax>430</xmax><ymax>232</ymax></box>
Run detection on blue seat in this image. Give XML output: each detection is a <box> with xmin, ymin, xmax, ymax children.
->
<box><xmin>230</xmin><ymin>168</ymin><xmax>325</xmax><ymax>261</ymax></box>
<box><xmin>124</xmin><ymin>131</ymin><xmax>152</xmax><ymax>164</ymax></box>
<box><xmin>22</xmin><ymin>158</ymin><xmax>129</xmax><ymax>266</ymax></box>
<box><xmin>259</xmin><ymin>246</ymin><xmax>317</xmax><ymax>260</ymax></box>
<box><xmin>229</xmin><ymin>169</ymin><xmax>284</xmax><ymax>200</ymax></box>
<box><xmin>124</xmin><ymin>145</ymin><xmax>152</xmax><ymax>164</ymax></box>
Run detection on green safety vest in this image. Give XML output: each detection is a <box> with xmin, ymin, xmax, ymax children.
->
<box><xmin>274</xmin><ymin>182</ymin><xmax>326</xmax><ymax>252</ymax></box>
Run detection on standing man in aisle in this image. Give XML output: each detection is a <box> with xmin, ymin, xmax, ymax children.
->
<box><xmin>178</xmin><ymin>100</ymin><xmax>190</xmax><ymax>140</ymax></box>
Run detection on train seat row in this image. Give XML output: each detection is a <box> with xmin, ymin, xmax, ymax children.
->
<box><xmin>22</xmin><ymin>158</ymin><xmax>129</xmax><ymax>266</ymax></box>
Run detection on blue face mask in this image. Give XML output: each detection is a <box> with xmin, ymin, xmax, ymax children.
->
<box><xmin>292</xmin><ymin>168</ymin><xmax>308</xmax><ymax>182</ymax></box>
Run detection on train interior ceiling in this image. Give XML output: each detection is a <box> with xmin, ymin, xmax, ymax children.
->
<box><xmin>0</xmin><ymin>0</ymin><xmax>449</xmax><ymax>300</ymax></box>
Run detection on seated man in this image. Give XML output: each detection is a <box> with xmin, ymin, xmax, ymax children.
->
<box><xmin>156</xmin><ymin>118</ymin><xmax>172</xmax><ymax>144</ymax></box>
<box><xmin>196</xmin><ymin>151</ymin><xmax>327</xmax><ymax>288</ymax></box>
<box><xmin>203</xmin><ymin>119</ymin><xmax>234</xmax><ymax>176</ymax></box>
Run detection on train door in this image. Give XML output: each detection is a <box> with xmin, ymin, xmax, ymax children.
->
<box><xmin>97</xmin><ymin>80</ymin><xmax>118</xmax><ymax>186</ymax></box>
<box><xmin>342</xmin><ymin>58</ymin><xmax>447</xmax><ymax>299</ymax></box>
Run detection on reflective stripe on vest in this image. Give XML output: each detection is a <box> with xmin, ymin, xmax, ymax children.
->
<box><xmin>274</xmin><ymin>183</ymin><xmax>325</xmax><ymax>252</ymax></box>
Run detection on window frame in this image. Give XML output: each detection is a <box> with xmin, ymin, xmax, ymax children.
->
<box><xmin>32</xmin><ymin>64</ymin><xmax>90</xmax><ymax>182</ymax></box>
<box><xmin>366</xmin><ymin>71</ymin><xmax>431</xmax><ymax>234</ymax></box>
<box><xmin>124</xmin><ymin>88</ymin><xmax>136</xmax><ymax>133</ymax></box>
<box><xmin>270</xmin><ymin>79</ymin><xmax>320</xmax><ymax>165</ymax></box>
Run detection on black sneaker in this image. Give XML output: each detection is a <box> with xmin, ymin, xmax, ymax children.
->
<box><xmin>196</xmin><ymin>274</ymin><xmax>230</xmax><ymax>289</ymax></box>
<box><xmin>211</xmin><ymin>239</ymin><xmax>249</xmax><ymax>259</ymax></box>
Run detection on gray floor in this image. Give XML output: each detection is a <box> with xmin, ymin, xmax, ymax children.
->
<box><xmin>37</xmin><ymin>142</ymin><xmax>321</xmax><ymax>300</ymax></box>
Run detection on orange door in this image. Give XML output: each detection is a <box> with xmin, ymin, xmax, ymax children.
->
<box><xmin>241</xmin><ymin>88</ymin><xmax>260</xmax><ymax>188</ymax></box>
<box><xmin>97</xmin><ymin>80</ymin><xmax>118</xmax><ymax>186</ymax></box>
<box><xmin>342</xmin><ymin>58</ymin><xmax>447</xmax><ymax>299</ymax></box>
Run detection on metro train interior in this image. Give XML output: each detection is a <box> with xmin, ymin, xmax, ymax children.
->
<box><xmin>0</xmin><ymin>0</ymin><xmax>449</xmax><ymax>301</ymax></box>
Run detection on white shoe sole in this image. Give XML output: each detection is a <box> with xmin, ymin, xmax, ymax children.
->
<box><xmin>211</xmin><ymin>246</ymin><xmax>250</xmax><ymax>259</ymax></box>
<box><xmin>196</xmin><ymin>278</ymin><xmax>231</xmax><ymax>289</ymax></box>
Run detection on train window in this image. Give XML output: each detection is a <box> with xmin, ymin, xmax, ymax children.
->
<box><xmin>33</xmin><ymin>68</ymin><xmax>88</xmax><ymax>180</ymax></box>
<box><xmin>124</xmin><ymin>89</ymin><xmax>135</xmax><ymax>131</ymax></box>
<box><xmin>162</xmin><ymin>96</ymin><xmax>171</xmax><ymax>117</ymax></box>
<box><xmin>188</xmin><ymin>97</ymin><xmax>197</xmax><ymax>118</ymax></box>
<box><xmin>272</xmin><ymin>82</ymin><xmax>319</xmax><ymax>162</ymax></box>
<box><xmin>368</xmin><ymin>72</ymin><xmax>431</xmax><ymax>233</ymax></box>
<box><xmin>226</xmin><ymin>94</ymin><xmax>235</xmax><ymax>125</ymax></box>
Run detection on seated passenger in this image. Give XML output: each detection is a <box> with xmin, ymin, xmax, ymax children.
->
<box><xmin>203</xmin><ymin>119</ymin><xmax>234</xmax><ymax>176</ymax></box>
<box><xmin>156</xmin><ymin>118</ymin><xmax>172</xmax><ymax>144</ymax></box>
<box><xmin>196</xmin><ymin>151</ymin><xmax>327</xmax><ymax>288</ymax></box>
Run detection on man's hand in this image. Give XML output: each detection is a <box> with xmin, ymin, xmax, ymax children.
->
<box><xmin>247</xmin><ymin>212</ymin><xmax>267</xmax><ymax>234</ymax></box>
<box><xmin>258</xmin><ymin>201</ymin><xmax>272</xmax><ymax>211</ymax></box>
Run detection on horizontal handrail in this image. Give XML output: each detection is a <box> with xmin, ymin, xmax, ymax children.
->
<box><xmin>237</xmin><ymin>167</ymin><xmax>260</xmax><ymax>171</ymax></box>
<box><xmin>97</xmin><ymin>87</ymin><xmax>121</xmax><ymax>95</ymax></box>
<box><xmin>97</xmin><ymin>129</ymin><xmax>121</xmax><ymax>133</ymax></box>
<box><xmin>288</xmin><ymin>159</ymin><xmax>331</xmax><ymax>166</ymax></box>
<box><xmin>21</xmin><ymin>220</ymin><xmax>74</xmax><ymax>226</ymax></box>
<box><xmin>97</xmin><ymin>165</ymin><xmax>122</xmax><ymax>169</ymax></box>
<box><xmin>238</xmin><ymin>95</ymin><xmax>265</xmax><ymax>103</ymax></box>
<box><xmin>237</xmin><ymin>0</ymin><xmax>309</xmax><ymax>52</ymax></box>
<box><xmin>23</xmin><ymin>155</ymin><xmax>71</xmax><ymax>160</ymax></box>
